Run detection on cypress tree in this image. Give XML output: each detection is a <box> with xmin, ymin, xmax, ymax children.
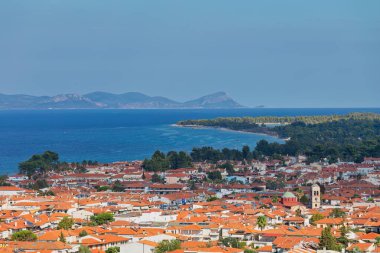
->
<box><xmin>319</xmin><ymin>226</ymin><xmax>341</xmax><ymax>251</ymax></box>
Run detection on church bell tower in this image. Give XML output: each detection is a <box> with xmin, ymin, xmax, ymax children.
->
<box><xmin>311</xmin><ymin>184</ymin><xmax>321</xmax><ymax>209</ymax></box>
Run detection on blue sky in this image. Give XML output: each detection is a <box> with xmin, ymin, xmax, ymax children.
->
<box><xmin>0</xmin><ymin>0</ymin><xmax>379</xmax><ymax>107</ymax></box>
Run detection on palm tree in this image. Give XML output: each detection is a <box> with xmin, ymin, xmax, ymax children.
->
<box><xmin>257</xmin><ymin>216</ymin><xmax>267</xmax><ymax>231</ymax></box>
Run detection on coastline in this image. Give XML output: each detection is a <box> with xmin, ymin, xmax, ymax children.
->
<box><xmin>172</xmin><ymin>123</ymin><xmax>286</xmax><ymax>141</ymax></box>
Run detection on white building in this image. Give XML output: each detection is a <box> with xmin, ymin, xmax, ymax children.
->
<box><xmin>0</xmin><ymin>186</ymin><xmax>26</xmax><ymax>196</ymax></box>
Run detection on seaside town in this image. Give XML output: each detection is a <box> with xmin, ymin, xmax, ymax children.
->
<box><xmin>2</xmin><ymin>0</ymin><xmax>379</xmax><ymax>253</ymax></box>
<box><xmin>1</xmin><ymin>154</ymin><xmax>380</xmax><ymax>253</ymax></box>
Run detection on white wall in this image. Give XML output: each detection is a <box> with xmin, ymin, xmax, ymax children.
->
<box><xmin>116</xmin><ymin>212</ymin><xmax>177</xmax><ymax>223</ymax></box>
<box><xmin>120</xmin><ymin>243</ymin><xmax>154</xmax><ymax>253</ymax></box>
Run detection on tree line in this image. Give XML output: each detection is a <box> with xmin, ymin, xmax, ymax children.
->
<box><xmin>177</xmin><ymin>115</ymin><xmax>380</xmax><ymax>164</ymax></box>
<box><xmin>145</xmin><ymin>116</ymin><xmax>380</xmax><ymax>170</ymax></box>
<box><xmin>143</xmin><ymin>146</ymin><xmax>259</xmax><ymax>171</ymax></box>
<box><xmin>178</xmin><ymin>112</ymin><xmax>380</xmax><ymax>126</ymax></box>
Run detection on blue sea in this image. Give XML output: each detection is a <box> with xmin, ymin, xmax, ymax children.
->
<box><xmin>1</xmin><ymin>108</ymin><xmax>379</xmax><ymax>174</ymax></box>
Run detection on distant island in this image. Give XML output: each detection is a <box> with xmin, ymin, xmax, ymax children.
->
<box><xmin>0</xmin><ymin>91</ymin><xmax>244</xmax><ymax>109</ymax></box>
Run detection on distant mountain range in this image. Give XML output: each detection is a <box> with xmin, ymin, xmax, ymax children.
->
<box><xmin>0</xmin><ymin>91</ymin><xmax>245</xmax><ymax>109</ymax></box>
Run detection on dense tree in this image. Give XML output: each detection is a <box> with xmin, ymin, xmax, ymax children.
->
<box><xmin>310</xmin><ymin>213</ymin><xmax>324</xmax><ymax>225</ymax></box>
<box><xmin>376</xmin><ymin>237</ymin><xmax>380</xmax><ymax>246</ymax></box>
<box><xmin>207</xmin><ymin>171</ymin><xmax>222</xmax><ymax>181</ymax></box>
<box><xmin>143</xmin><ymin>151</ymin><xmax>169</xmax><ymax>172</ymax></box>
<box><xmin>11</xmin><ymin>230</ymin><xmax>37</xmax><ymax>241</ymax></box>
<box><xmin>266</xmin><ymin>179</ymin><xmax>285</xmax><ymax>190</ymax></box>
<box><xmin>105</xmin><ymin>247</ymin><xmax>120</xmax><ymax>253</ymax></box>
<box><xmin>81</xmin><ymin>160</ymin><xmax>98</xmax><ymax>166</ymax></box>
<box><xmin>330</xmin><ymin>208</ymin><xmax>346</xmax><ymax>218</ymax></box>
<box><xmin>319</xmin><ymin>227</ymin><xmax>341</xmax><ymax>251</ymax></box>
<box><xmin>300</xmin><ymin>195</ymin><xmax>309</xmax><ymax>205</ymax></box>
<box><xmin>79</xmin><ymin>230</ymin><xmax>88</xmax><ymax>237</ymax></box>
<box><xmin>0</xmin><ymin>175</ymin><xmax>11</xmax><ymax>186</ymax></box>
<box><xmin>167</xmin><ymin>151</ymin><xmax>192</xmax><ymax>169</ymax></box>
<box><xmin>219</xmin><ymin>162</ymin><xmax>234</xmax><ymax>176</ymax></box>
<box><xmin>271</xmin><ymin>196</ymin><xmax>279</xmax><ymax>203</ymax></box>
<box><xmin>242</xmin><ymin>145</ymin><xmax>252</xmax><ymax>160</ymax></box>
<box><xmin>221</xmin><ymin>237</ymin><xmax>245</xmax><ymax>248</ymax></box>
<box><xmin>207</xmin><ymin>196</ymin><xmax>218</xmax><ymax>202</ymax></box>
<box><xmin>151</xmin><ymin>173</ymin><xmax>165</xmax><ymax>183</ymax></box>
<box><xmin>191</xmin><ymin>147</ymin><xmax>223</xmax><ymax>163</ymax></box>
<box><xmin>58</xmin><ymin>216</ymin><xmax>74</xmax><ymax>230</ymax></box>
<box><xmin>59</xmin><ymin>231</ymin><xmax>66</xmax><ymax>243</ymax></box>
<box><xmin>30</xmin><ymin>179</ymin><xmax>49</xmax><ymax>190</ymax></box>
<box><xmin>19</xmin><ymin>151</ymin><xmax>59</xmax><ymax>176</ymax></box>
<box><xmin>111</xmin><ymin>181</ymin><xmax>125</xmax><ymax>192</ymax></box>
<box><xmin>155</xmin><ymin>240</ymin><xmax>181</xmax><ymax>253</ymax></box>
<box><xmin>40</xmin><ymin>190</ymin><xmax>55</xmax><ymax>196</ymax></box>
<box><xmin>90</xmin><ymin>212</ymin><xmax>114</xmax><ymax>225</ymax></box>
<box><xmin>178</xmin><ymin>113</ymin><xmax>380</xmax><ymax>128</ymax></box>
<box><xmin>96</xmin><ymin>186</ymin><xmax>110</xmax><ymax>192</ymax></box>
<box><xmin>188</xmin><ymin>180</ymin><xmax>197</xmax><ymax>190</ymax></box>
<box><xmin>143</xmin><ymin>150</ymin><xmax>192</xmax><ymax>171</ymax></box>
<box><xmin>79</xmin><ymin>245</ymin><xmax>91</xmax><ymax>253</ymax></box>
<box><xmin>179</xmin><ymin>114</ymin><xmax>380</xmax><ymax>163</ymax></box>
<box><xmin>337</xmin><ymin>225</ymin><xmax>349</xmax><ymax>247</ymax></box>
<box><xmin>144</xmin><ymin>115</ymin><xmax>380</xmax><ymax>171</ymax></box>
<box><xmin>244</xmin><ymin>250</ymin><xmax>257</xmax><ymax>253</ymax></box>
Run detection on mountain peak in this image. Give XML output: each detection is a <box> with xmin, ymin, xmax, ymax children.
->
<box><xmin>184</xmin><ymin>92</ymin><xmax>244</xmax><ymax>108</ymax></box>
<box><xmin>206</xmin><ymin>91</ymin><xmax>227</xmax><ymax>96</ymax></box>
<box><xmin>0</xmin><ymin>91</ymin><xmax>244</xmax><ymax>109</ymax></box>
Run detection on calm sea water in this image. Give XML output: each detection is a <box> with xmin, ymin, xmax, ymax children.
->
<box><xmin>1</xmin><ymin>108</ymin><xmax>379</xmax><ymax>174</ymax></box>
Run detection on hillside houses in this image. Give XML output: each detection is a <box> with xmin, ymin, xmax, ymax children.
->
<box><xmin>0</xmin><ymin>157</ymin><xmax>379</xmax><ymax>252</ymax></box>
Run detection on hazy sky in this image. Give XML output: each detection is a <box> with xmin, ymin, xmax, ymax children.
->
<box><xmin>0</xmin><ymin>0</ymin><xmax>379</xmax><ymax>107</ymax></box>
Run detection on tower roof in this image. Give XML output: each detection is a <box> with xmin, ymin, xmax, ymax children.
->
<box><xmin>282</xmin><ymin>192</ymin><xmax>296</xmax><ymax>198</ymax></box>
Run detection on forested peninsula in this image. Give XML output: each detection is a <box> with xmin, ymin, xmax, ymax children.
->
<box><xmin>177</xmin><ymin>113</ymin><xmax>380</xmax><ymax>163</ymax></box>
